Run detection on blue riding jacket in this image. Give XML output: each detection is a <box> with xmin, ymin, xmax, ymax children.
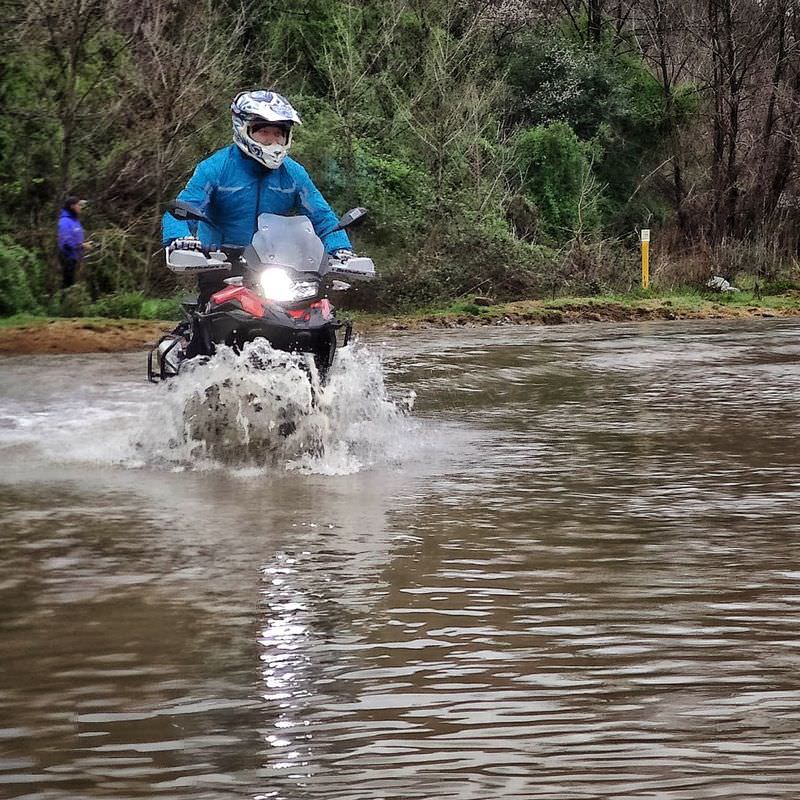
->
<box><xmin>161</xmin><ymin>145</ymin><xmax>351</xmax><ymax>253</ymax></box>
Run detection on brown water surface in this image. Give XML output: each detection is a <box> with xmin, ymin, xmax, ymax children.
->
<box><xmin>1</xmin><ymin>320</ymin><xmax>799</xmax><ymax>799</ymax></box>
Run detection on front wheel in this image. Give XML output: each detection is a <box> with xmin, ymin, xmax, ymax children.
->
<box><xmin>312</xmin><ymin>327</ymin><xmax>338</xmax><ymax>382</ymax></box>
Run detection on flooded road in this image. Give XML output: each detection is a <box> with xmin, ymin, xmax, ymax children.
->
<box><xmin>1</xmin><ymin>319</ymin><xmax>799</xmax><ymax>799</ymax></box>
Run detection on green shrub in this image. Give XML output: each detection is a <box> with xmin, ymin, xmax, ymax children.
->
<box><xmin>344</xmin><ymin>222</ymin><xmax>554</xmax><ymax>312</ymax></box>
<box><xmin>503</xmin><ymin>32</ymin><xmax>700</xmax><ymax>237</ymax></box>
<box><xmin>86</xmin><ymin>291</ymin><xmax>145</xmax><ymax>318</ymax></box>
<box><xmin>761</xmin><ymin>279</ymin><xmax>800</xmax><ymax>294</ymax></box>
<box><xmin>140</xmin><ymin>297</ymin><xmax>181</xmax><ymax>320</ymax></box>
<box><xmin>448</xmin><ymin>301</ymin><xmax>483</xmax><ymax>316</ymax></box>
<box><xmin>72</xmin><ymin>292</ymin><xmax>181</xmax><ymax>319</ymax></box>
<box><xmin>513</xmin><ymin>122</ymin><xmax>601</xmax><ymax>241</ymax></box>
<box><xmin>0</xmin><ymin>236</ymin><xmax>44</xmax><ymax>315</ymax></box>
<box><xmin>59</xmin><ymin>284</ymin><xmax>93</xmax><ymax>317</ymax></box>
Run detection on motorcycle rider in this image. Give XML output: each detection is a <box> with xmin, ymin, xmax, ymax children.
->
<box><xmin>162</xmin><ymin>90</ymin><xmax>354</xmax><ymax>303</ymax></box>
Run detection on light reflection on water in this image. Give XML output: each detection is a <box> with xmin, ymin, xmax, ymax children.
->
<box><xmin>1</xmin><ymin>319</ymin><xmax>800</xmax><ymax>798</ymax></box>
<box><xmin>258</xmin><ymin>554</ymin><xmax>313</xmax><ymax>783</ymax></box>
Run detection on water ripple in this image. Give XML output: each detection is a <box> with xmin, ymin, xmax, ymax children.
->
<box><xmin>1</xmin><ymin>321</ymin><xmax>800</xmax><ymax>797</ymax></box>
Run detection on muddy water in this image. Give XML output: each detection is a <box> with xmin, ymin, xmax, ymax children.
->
<box><xmin>1</xmin><ymin>320</ymin><xmax>800</xmax><ymax>799</ymax></box>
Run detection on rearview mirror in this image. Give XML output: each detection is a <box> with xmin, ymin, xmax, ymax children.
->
<box><xmin>167</xmin><ymin>200</ymin><xmax>213</xmax><ymax>225</ymax></box>
<box><xmin>334</xmin><ymin>207</ymin><xmax>367</xmax><ymax>231</ymax></box>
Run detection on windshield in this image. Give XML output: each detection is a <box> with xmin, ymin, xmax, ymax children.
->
<box><xmin>248</xmin><ymin>214</ymin><xmax>325</xmax><ymax>274</ymax></box>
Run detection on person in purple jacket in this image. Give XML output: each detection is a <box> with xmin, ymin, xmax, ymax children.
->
<box><xmin>57</xmin><ymin>197</ymin><xmax>90</xmax><ymax>289</ymax></box>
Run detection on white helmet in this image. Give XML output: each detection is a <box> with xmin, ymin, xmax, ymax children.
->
<box><xmin>231</xmin><ymin>90</ymin><xmax>302</xmax><ymax>169</ymax></box>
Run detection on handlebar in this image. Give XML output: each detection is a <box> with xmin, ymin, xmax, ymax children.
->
<box><xmin>166</xmin><ymin>245</ymin><xmax>375</xmax><ymax>281</ymax></box>
<box><xmin>218</xmin><ymin>245</ymin><xmax>245</xmax><ymax>261</ymax></box>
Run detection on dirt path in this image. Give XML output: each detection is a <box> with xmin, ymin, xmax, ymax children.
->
<box><xmin>2</xmin><ymin>301</ymin><xmax>799</xmax><ymax>355</ymax></box>
<box><xmin>0</xmin><ymin>319</ymin><xmax>175</xmax><ymax>355</ymax></box>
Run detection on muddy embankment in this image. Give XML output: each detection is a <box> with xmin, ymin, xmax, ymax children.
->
<box><xmin>0</xmin><ymin>319</ymin><xmax>173</xmax><ymax>355</ymax></box>
<box><xmin>2</xmin><ymin>298</ymin><xmax>800</xmax><ymax>355</ymax></box>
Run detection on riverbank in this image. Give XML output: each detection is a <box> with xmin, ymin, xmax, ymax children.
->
<box><xmin>2</xmin><ymin>291</ymin><xmax>799</xmax><ymax>355</ymax></box>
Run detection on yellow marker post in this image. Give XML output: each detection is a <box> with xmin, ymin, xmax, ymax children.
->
<box><xmin>641</xmin><ymin>228</ymin><xmax>650</xmax><ymax>289</ymax></box>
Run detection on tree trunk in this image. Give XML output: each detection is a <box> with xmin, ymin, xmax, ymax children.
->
<box><xmin>588</xmin><ymin>0</ymin><xmax>603</xmax><ymax>44</ymax></box>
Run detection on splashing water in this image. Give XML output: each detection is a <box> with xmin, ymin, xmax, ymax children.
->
<box><xmin>133</xmin><ymin>340</ymin><xmax>415</xmax><ymax>474</ymax></box>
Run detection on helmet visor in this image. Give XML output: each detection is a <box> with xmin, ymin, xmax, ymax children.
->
<box><xmin>248</xmin><ymin>121</ymin><xmax>289</xmax><ymax>145</ymax></box>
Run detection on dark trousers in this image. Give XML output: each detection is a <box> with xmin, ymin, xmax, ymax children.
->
<box><xmin>197</xmin><ymin>271</ymin><xmax>229</xmax><ymax>305</ymax></box>
<box><xmin>59</xmin><ymin>253</ymin><xmax>79</xmax><ymax>289</ymax></box>
<box><xmin>197</xmin><ymin>262</ymin><xmax>245</xmax><ymax>305</ymax></box>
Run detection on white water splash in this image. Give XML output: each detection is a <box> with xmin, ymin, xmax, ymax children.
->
<box><xmin>132</xmin><ymin>340</ymin><xmax>416</xmax><ymax>475</ymax></box>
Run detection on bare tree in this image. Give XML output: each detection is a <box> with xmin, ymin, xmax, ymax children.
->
<box><xmin>632</xmin><ymin>0</ymin><xmax>798</xmax><ymax>247</ymax></box>
<box><xmin>387</xmin><ymin>3</ymin><xmax>504</xmax><ymax>206</ymax></box>
<box><xmin>703</xmin><ymin>0</ymin><xmax>779</xmax><ymax>238</ymax></box>
<box><xmin>632</xmin><ymin>0</ymin><xmax>698</xmax><ymax>235</ymax></box>
<box><xmin>751</xmin><ymin>0</ymin><xmax>800</xmax><ymax>228</ymax></box>
<box><xmin>108</xmin><ymin>0</ymin><xmax>248</xmax><ymax>289</ymax></box>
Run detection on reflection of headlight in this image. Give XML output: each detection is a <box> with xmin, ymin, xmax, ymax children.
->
<box><xmin>258</xmin><ymin>268</ymin><xmax>318</xmax><ymax>302</ymax></box>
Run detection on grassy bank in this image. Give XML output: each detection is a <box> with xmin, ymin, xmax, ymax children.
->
<box><xmin>352</xmin><ymin>288</ymin><xmax>800</xmax><ymax>330</ymax></box>
<box><xmin>2</xmin><ymin>289</ymin><xmax>800</xmax><ymax>355</ymax></box>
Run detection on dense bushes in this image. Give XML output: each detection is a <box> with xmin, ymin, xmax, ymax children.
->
<box><xmin>513</xmin><ymin>122</ymin><xmax>600</xmax><ymax>240</ymax></box>
<box><xmin>59</xmin><ymin>290</ymin><xmax>180</xmax><ymax>320</ymax></box>
<box><xmin>0</xmin><ymin>237</ymin><xmax>45</xmax><ymax>315</ymax></box>
<box><xmin>1</xmin><ymin>0</ymin><xmax>798</xmax><ymax>319</ymax></box>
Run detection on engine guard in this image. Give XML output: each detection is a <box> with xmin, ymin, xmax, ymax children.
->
<box><xmin>146</xmin><ymin>311</ymin><xmax>352</xmax><ymax>381</ymax></box>
<box><xmin>147</xmin><ymin>332</ymin><xmax>186</xmax><ymax>383</ymax></box>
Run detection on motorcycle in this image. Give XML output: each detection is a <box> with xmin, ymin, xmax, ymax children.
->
<box><xmin>147</xmin><ymin>201</ymin><xmax>375</xmax><ymax>383</ymax></box>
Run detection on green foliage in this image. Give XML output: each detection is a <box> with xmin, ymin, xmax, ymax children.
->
<box><xmin>81</xmin><ymin>292</ymin><xmax>179</xmax><ymax>319</ymax></box>
<box><xmin>504</xmin><ymin>29</ymin><xmax>671</xmax><ymax>140</ymax></box>
<box><xmin>0</xmin><ymin>237</ymin><xmax>45</xmax><ymax>315</ymax></box>
<box><xmin>0</xmin><ymin>17</ymin><xmax>131</xmax><ymax>234</ymax></box>
<box><xmin>505</xmin><ymin>37</ymin><xmax>595</xmax><ymax>132</ymax></box>
<box><xmin>53</xmin><ymin>289</ymin><xmax>179</xmax><ymax>319</ymax></box>
<box><xmin>86</xmin><ymin>292</ymin><xmax>145</xmax><ymax>318</ymax></box>
<box><xmin>0</xmin><ymin>0</ymin><xmax>788</xmax><ymax>313</ymax></box>
<box><xmin>503</xmin><ymin>30</ymin><xmax>698</xmax><ymax>235</ymax></box>
<box><xmin>81</xmin><ymin>227</ymin><xmax>146</xmax><ymax>300</ymax></box>
<box><xmin>761</xmin><ymin>279</ymin><xmax>800</xmax><ymax>294</ymax></box>
<box><xmin>351</xmin><ymin>145</ymin><xmax>435</xmax><ymax>247</ymax></box>
<box><xmin>58</xmin><ymin>284</ymin><xmax>93</xmax><ymax>317</ymax></box>
<box><xmin>447</xmin><ymin>301</ymin><xmax>483</xmax><ymax>316</ymax></box>
<box><xmin>140</xmin><ymin>297</ymin><xmax>181</xmax><ymax>320</ymax></box>
<box><xmin>513</xmin><ymin>122</ymin><xmax>600</xmax><ymax>241</ymax></box>
<box><xmin>352</xmin><ymin>215</ymin><xmax>554</xmax><ymax>311</ymax></box>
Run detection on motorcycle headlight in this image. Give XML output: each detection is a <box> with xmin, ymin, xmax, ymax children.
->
<box><xmin>258</xmin><ymin>268</ymin><xmax>318</xmax><ymax>302</ymax></box>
